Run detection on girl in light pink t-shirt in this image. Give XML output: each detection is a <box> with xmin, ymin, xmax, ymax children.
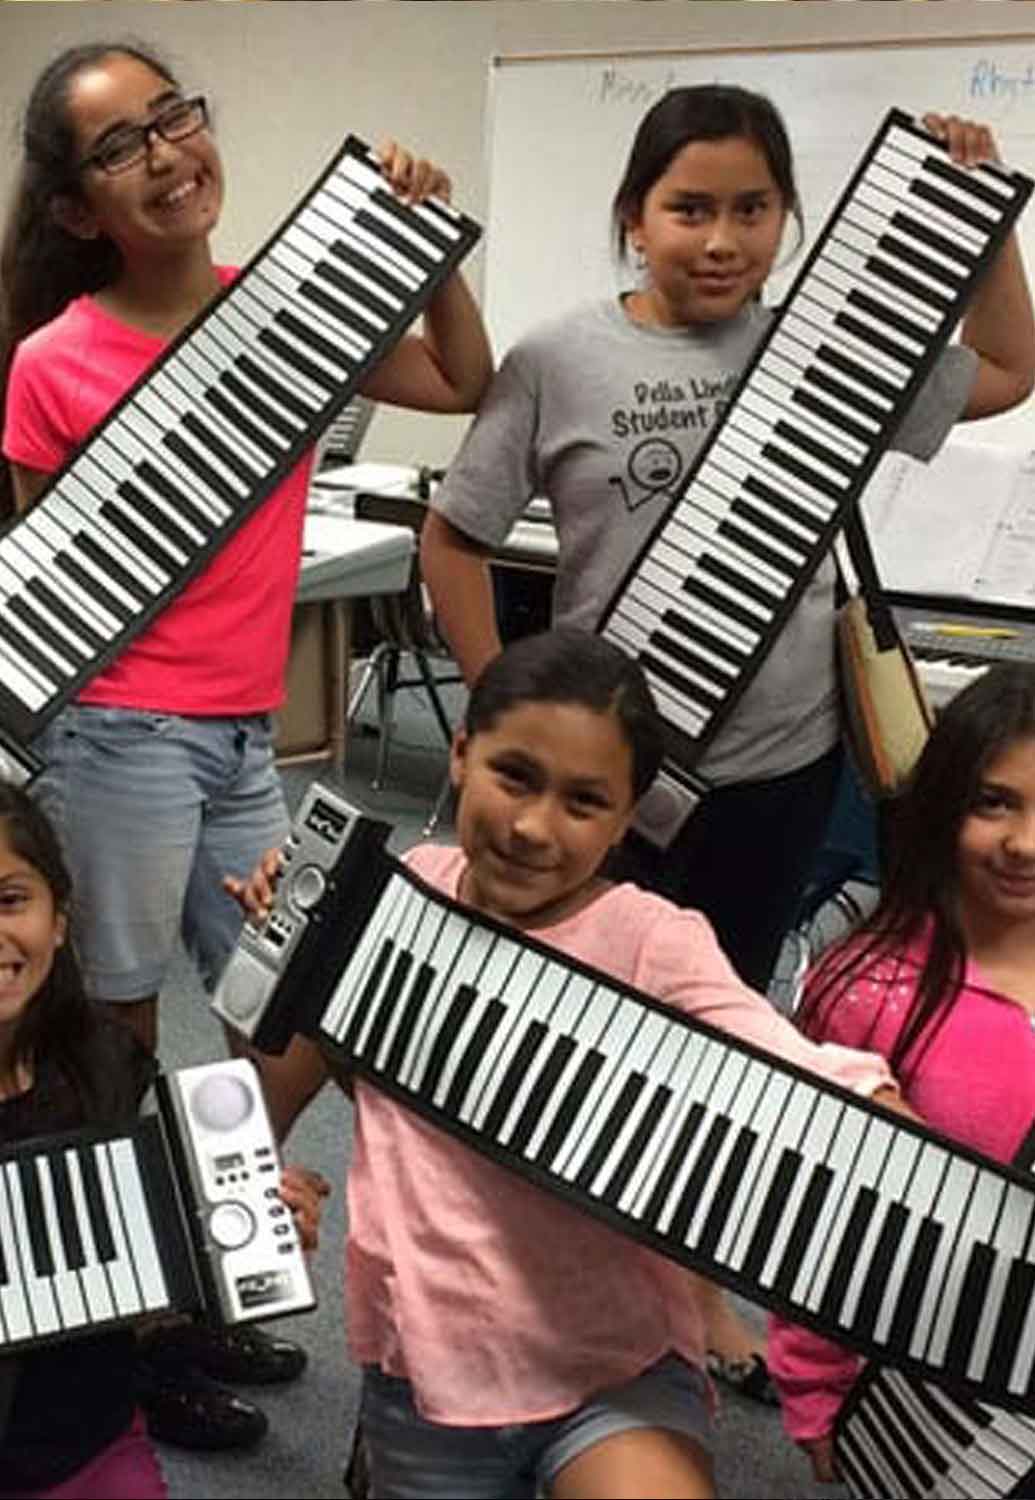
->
<box><xmin>769</xmin><ymin>663</ymin><xmax>1035</xmax><ymax>1484</ymax></box>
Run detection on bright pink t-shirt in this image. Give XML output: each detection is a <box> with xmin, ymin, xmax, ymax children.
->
<box><xmin>345</xmin><ymin>843</ymin><xmax>897</xmax><ymax>1426</ymax></box>
<box><xmin>2</xmin><ymin>269</ymin><xmax>313</xmax><ymax>714</ymax></box>
<box><xmin>767</xmin><ymin>932</ymin><xmax>1035</xmax><ymax>1442</ymax></box>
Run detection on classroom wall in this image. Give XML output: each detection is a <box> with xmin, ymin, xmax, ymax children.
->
<box><xmin>1</xmin><ymin>0</ymin><xmax>1034</xmax><ymax>468</ymax></box>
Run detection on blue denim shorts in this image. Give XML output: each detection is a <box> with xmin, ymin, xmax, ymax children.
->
<box><xmin>32</xmin><ymin>707</ymin><xmax>290</xmax><ymax>1000</ymax></box>
<box><xmin>360</xmin><ymin>1354</ymin><xmax>713</xmax><ymax>1500</ymax></box>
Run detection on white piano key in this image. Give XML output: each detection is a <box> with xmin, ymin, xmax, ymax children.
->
<box><xmin>0</xmin><ymin>1167</ymin><xmax>34</xmax><ymax>1342</ymax></box>
<box><xmin>311</xmin><ymin>194</ymin><xmax>423</xmax><ymax>292</ymax></box>
<box><xmin>0</xmin><ymin>552</ymin><xmax>93</xmax><ymax>666</ymax></box>
<box><xmin>648</xmin><ymin>1042</ymin><xmax>744</xmax><ymax>1235</ymax></box>
<box><xmin>907</xmin><ymin>1156</ymin><xmax>979</xmax><ymax>1364</ymax></box>
<box><xmin>874</xmin><ymin>142</ymin><xmax>1001</xmax><ymax>232</ymax></box>
<box><xmin>63</xmin><ymin>1149</ymin><xmax>116</xmax><ymax>1325</ymax></box>
<box><xmin>713</xmin><ymin>1064</ymin><xmax>795</xmax><ymax>1264</ymax></box>
<box><xmin>704</xmin><ymin>465</ymin><xmax>822</xmax><ymax>548</ymax></box>
<box><xmin>319</xmin><ymin>876</ymin><xmax>411</xmax><ymax>1037</ymax></box>
<box><xmin>864</xmin><ymin>158</ymin><xmax>989</xmax><ymax>254</ymax></box>
<box><xmin>219</xmin><ymin>298</ymin><xmax>328</xmax><ymax>411</ymax></box>
<box><xmin>3</xmin><ymin>1161</ymin><xmax>60</xmax><ymax>1335</ymax></box>
<box><xmin>107</xmin><ymin>1139</ymin><xmax>169</xmax><ymax>1311</ymax></box>
<box><xmin>768</xmin><ymin>326</ymin><xmax>896</xmax><ymax>415</ymax></box>
<box><xmin>637</xmin><ymin>546</ymin><xmax>762</xmax><ymax>650</ymax></box>
<box><xmin>270</xmin><ymin>239</ymin><xmax>390</xmax><ymax>334</ymax></box>
<box><xmin>76</xmin><ymin>447</ymin><xmax>193</xmax><ymax>567</ymax></box>
<box><xmin>680</xmin><ymin>1052</ymin><xmax>761</xmax><ymax>1247</ymax></box>
<box><xmin>836</xmin><ymin>1121</ymin><xmax>915</xmax><ymax>1330</ymax></box>
<box><xmin>781</xmin><ymin>302</ymin><xmax>912</xmax><ymax>389</ymax></box>
<box><xmin>862</xmin><ymin>1380</ymin><xmax>945</xmax><ymax>1496</ymax></box>
<box><xmin>967</xmin><ymin>1183</ymin><xmax>1035</xmax><ymax>1386</ymax></box>
<box><xmin>291</xmin><ymin>211</ymin><xmax>407</xmax><ymax>313</ymax></box>
<box><xmin>616</xmin><ymin>575</ymin><xmax>746</xmax><ymax>681</ymax></box>
<box><xmin>513</xmin><ymin>972</ymin><xmax>601</xmax><ymax>1155</ymax></box>
<box><xmin>796</xmin><ymin>1102</ymin><xmax>871</xmax><ymax>1310</ymax></box>
<box><xmin>583</xmin><ymin>1010</ymin><xmax>678</xmax><ymax>1195</ymax></box>
<box><xmin>829</xmin><ymin>222</ymin><xmax>956</xmax><ymax>312</ymax></box>
<box><xmin>453</xmin><ymin>937</ymin><xmax>537</xmax><ymax>1124</ymax></box>
<box><xmin>663</xmin><ymin>497</ymin><xmax>801</xmax><ymax>592</ymax></box>
<box><xmin>116</xmin><ymin>407</ymin><xmax>231</xmax><ymax>530</ymax></box>
<box><xmin>746</xmin><ymin>364</ymin><xmax>876</xmax><ymax>453</ymax></box>
<box><xmin>368</xmin><ymin>894</ymin><xmax>452</xmax><ymax>1073</ymax></box>
<box><xmin>351</xmin><ymin>897</ymin><xmax>433</xmax><ymax>1061</ymax></box>
<box><xmin>92</xmin><ymin>1144</ymin><xmax>146</xmax><ymax>1318</ymax></box>
<box><xmin>871</xmin><ymin>1137</ymin><xmax>952</xmax><ymax>1347</ymax></box>
<box><xmin>35</xmin><ymin>1157</ymin><xmax>88</xmax><ymax>1330</ymax></box>
<box><xmin>325</xmin><ymin>172</ymin><xmax>447</xmax><ymax>266</ymax></box>
<box><xmin>926</xmin><ymin>1171</ymin><xmax>1005</xmax><ymax>1370</ymax></box>
<box><xmin>617</xmin><ymin>1025</ymin><xmax>701</xmax><ymax>1215</ymax></box>
<box><xmin>56</xmin><ymin>480</ymin><xmax>169</xmax><ymax>594</ymax></box>
<box><xmin>706</xmin><ymin>438</ymin><xmax>841</xmax><ymax>525</ymax></box>
<box><xmin>466</xmin><ymin>948</ymin><xmax>573</xmax><ymax>1133</ymax></box>
<box><xmin>256</xmin><ymin>256</ymin><xmax>371</xmax><ymax>363</ymax></box>
<box><xmin>399</xmin><ymin>913</ymin><xmax>482</xmax><ymax>1091</ymax></box>
<box><xmin>26</xmin><ymin>507</ymin><xmax>140</xmax><ymax>625</ymax></box>
<box><xmin>799</xmin><ymin>280</ymin><xmax>920</xmax><ymax>378</ymax></box>
<box><xmin>413</xmin><ymin>198</ymin><xmax>463</xmax><ymax>240</ymax></box>
<box><xmin>493</xmin><ymin>962</ymin><xmax>582</xmax><ymax>1145</ymax></box>
<box><xmin>154</xmin><ymin>364</ymin><xmax>271</xmax><ymax>479</ymax></box>
<box><xmin>845</xmin><ymin>194</ymin><xmax>975</xmax><ymax>281</ymax></box>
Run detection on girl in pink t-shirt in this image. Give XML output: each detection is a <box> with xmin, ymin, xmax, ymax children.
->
<box><xmin>232</xmin><ymin>627</ymin><xmax>907</xmax><ymax>1500</ymax></box>
<box><xmin>0</xmin><ymin>36</ymin><xmax>491</xmax><ymax>1455</ymax></box>
<box><xmin>768</xmin><ymin>663</ymin><xmax>1035</xmax><ymax>1483</ymax></box>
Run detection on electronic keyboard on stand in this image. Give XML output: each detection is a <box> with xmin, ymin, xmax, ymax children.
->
<box><xmin>596</xmin><ymin>110</ymin><xmax>1032</xmax><ymax>845</ymax></box>
<box><xmin>214</xmin><ymin>783</ymin><xmax>1035</xmax><ymax>1412</ymax></box>
<box><xmin>891</xmin><ymin>595</ymin><xmax>1035</xmax><ymax>710</ymax></box>
<box><xmin>0</xmin><ymin>1059</ymin><xmax>314</xmax><ymax>1352</ymax></box>
<box><xmin>0</xmin><ymin>136</ymin><xmax>480</xmax><ymax>787</ymax></box>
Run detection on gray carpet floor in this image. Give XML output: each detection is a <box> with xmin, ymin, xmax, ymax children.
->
<box><xmin>154</xmin><ymin>674</ymin><xmax>848</xmax><ymax>1499</ymax></box>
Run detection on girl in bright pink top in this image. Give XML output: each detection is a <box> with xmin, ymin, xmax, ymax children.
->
<box><xmin>231</xmin><ymin>627</ymin><xmax>906</xmax><ymax>1500</ymax></box>
<box><xmin>768</xmin><ymin>663</ymin><xmax>1035</xmax><ymax>1484</ymax></box>
<box><xmin>0</xmin><ymin>37</ymin><xmax>491</xmax><ymax>1455</ymax></box>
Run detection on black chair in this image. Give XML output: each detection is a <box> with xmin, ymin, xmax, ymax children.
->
<box><xmin>348</xmin><ymin>491</ymin><xmax>462</xmax><ymax>800</ymax></box>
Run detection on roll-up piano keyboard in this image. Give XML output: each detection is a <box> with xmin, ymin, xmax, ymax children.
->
<box><xmin>214</xmin><ymin>783</ymin><xmax>1035</xmax><ymax>1412</ymax></box>
<box><xmin>0</xmin><ymin>136</ymin><xmax>480</xmax><ymax>786</ymax></box>
<box><xmin>0</xmin><ymin>1058</ymin><xmax>313</xmax><ymax>1352</ymax></box>
<box><xmin>596</xmin><ymin>109</ymin><xmax>1032</xmax><ymax>845</ymax></box>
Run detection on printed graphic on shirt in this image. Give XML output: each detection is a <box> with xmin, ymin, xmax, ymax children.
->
<box><xmin>608</xmin><ymin>371</ymin><xmax>737</xmax><ymax>513</ymax></box>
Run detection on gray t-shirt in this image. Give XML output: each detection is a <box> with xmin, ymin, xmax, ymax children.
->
<box><xmin>433</xmin><ymin>298</ymin><xmax>976</xmax><ymax>784</ymax></box>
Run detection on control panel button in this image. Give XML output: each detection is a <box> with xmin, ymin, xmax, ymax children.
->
<box><xmin>209</xmin><ymin>1201</ymin><xmax>256</xmax><ymax>1250</ymax></box>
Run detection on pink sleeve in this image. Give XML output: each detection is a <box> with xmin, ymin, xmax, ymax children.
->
<box><xmin>767</xmin><ymin>1311</ymin><xmax>862</xmax><ymax>1441</ymax></box>
<box><xmin>2</xmin><ymin>337</ymin><xmax>71</xmax><ymax>473</ymax></box>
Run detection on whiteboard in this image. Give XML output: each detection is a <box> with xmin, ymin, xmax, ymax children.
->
<box><xmin>485</xmin><ymin>38</ymin><xmax>1035</xmax><ymax>444</ymax></box>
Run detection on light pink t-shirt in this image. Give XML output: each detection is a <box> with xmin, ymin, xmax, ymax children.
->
<box><xmin>345</xmin><ymin>844</ymin><xmax>897</xmax><ymax>1426</ymax></box>
<box><xmin>2</xmin><ymin>269</ymin><xmax>313</xmax><ymax>715</ymax></box>
<box><xmin>768</xmin><ymin>932</ymin><xmax>1035</xmax><ymax>1441</ymax></box>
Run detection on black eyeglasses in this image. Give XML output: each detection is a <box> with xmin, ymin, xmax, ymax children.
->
<box><xmin>78</xmin><ymin>95</ymin><xmax>209</xmax><ymax>177</ymax></box>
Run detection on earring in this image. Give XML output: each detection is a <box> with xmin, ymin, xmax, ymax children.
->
<box><xmin>632</xmin><ymin>242</ymin><xmax>647</xmax><ymax>271</ymax></box>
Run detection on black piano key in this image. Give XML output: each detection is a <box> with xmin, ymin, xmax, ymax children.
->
<box><xmin>354</xmin><ymin>208</ymin><xmax>436</xmax><ymax>274</ymax></box>
<box><xmin>27</xmin><ymin>578</ymin><xmax>105</xmax><ymax>655</ymax></box>
<box><xmin>772</xmin><ymin>419</ymin><xmax>859</xmax><ymax>480</ymax></box>
<box><xmin>650</xmin><ymin>625</ymin><xmax>734</xmax><ymax>692</ymax></box>
<box><xmin>0</xmin><ymin>615</ymin><xmax>67</xmax><ymax>690</ymax></box>
<box><xmin>887</xmin><ymin>1217</ymin><xmax>942</xmax><ymax>1355</ymax></box>
<box><xmin>100</xmin><ymin>499</ymin><xmax>180</xmax><ymax>577</ymax></box>
<box><xmin>329</xmin><ymin>237</ymin><xmax>411</xmax><ymax>300</ymax></box>
<box><xmin>55</xmin><ymin>554</ymin><xmax>134</xmax><ymax>626</ymax></box>
<box><xmin>534</xmin><ymin>1051</ymin><xmax>606</xmax><ymax>1170</ymax></box>
<box><xmin>891</xmin><ymin>209</ymin><xmax>978</xmax><ymax>270</ymax></box>
<box><xmin>696</xmin><ymin>1127</ymin><xmax>757</xmax><ymax>1258</ymax></box>
<box><xmin>862</xmin><ymin>257</ymin><xmax>953</xmax><ymax>318</ymax></box>
<box><xmin>771</xmin><ymin>1163</ymin><xmax>834</xmax><ymax>1299</ymax></box>
<box><xmin>259</xmin><ymin>327</ymin><xmax>339</xmax><ymax>396</ymax></box>
<box><xmin>854</xmin><ymin>1401</ymin><xmax>922</xmax><ymax>1498</ymax></box>
<box><xmin>911</xmin><ymin>177</ymin><xmax>998</xmax><ymax>236</ymax></box>
<box><xmin>851</xmin><ymin>1200</ymin><xmax>909</xmax><ymax>1340</ymax></box>
<box><xmin>740</xmin><ymin>1147</ymin><xmax>801</xmax><ymax>1285</ymax></box>
<box><xmin>482</xmin><ymin>1021</ymin><xmax>549</xmax><ymax>1141</ymax></box>
<box><xmin>442</xmin><ymin>998</ymin><xmax>507</xmax><ymax>1120</ymax></box>
<box><xmin>986</xmin><ymin>1259</ymin><xmax>1035</xmax><ymax>1387</ymax></box>
<box><xmin>76</xmin><ymin>533</ymin><xmax>153</xmax><ymax>608</ymax></box>
<box><xmin>0</xmin><ymin>1205</ymin><xmax>8</xmax><ymax>1285</ymax></box>
<box><xmin>659</xmin><ymin>608</ymin><xmax>746</xmax><ymax>669</ymax></box>
<box><xmin>77</xmin><ymin>1146</ymin><xmax>116</xmax><ymax>1263</ymax></box>
<box><xmin>803</xmin><ymin>364</ymin><xmax>889</xmax><ymax>427</ymax></box>
<box><xmin>760</xmin><ymin>441</ymin><xmax>845</xmax><ymax>503</ymax></box>
<box><xmin>682</xmin><ymin>576</ymin><xmax>763</xmax><ymax>635</ymax></box>
<box><xmin>275</xmin><ymin>306</ymin><xmax>354</xmax><ymax>379</ymax></box>
<box><xmin>300</xmin><ymin>277</ymin><xmax>378</xmax><ymax>346</ymax></box>
<box><xmin>818</xmin><ymin>1187</ymin><xmax>878</xmax><ymax>1326</ymax></box>
<box><xmin>205</xmin><ymin>383</ymin><xmax>284</xmax><ymax>462</ymax></box>
<box><xmin>361</xmin><ymin>949</ymin><xmax>412</xmax><ymax>1065</ymax></box>
<box><xmin>878</xmin><ymin>1376</ymin><xmax>948</xmax><ymax>1483</ymax></box>
<box><xmin>923</xmin><ymin>153</ymin><xmax>1011</xmax><ymax>213</ymax></box>
<box><xmin>383</xmin><ymin>963</ymin><xmax>436</xmax><ymax>1081</ymax></box>
<box><xmin>418</xmin><ymin>985</ymin><xmax>477</xmax><ymax>1101</ymax></box>
<box><xmin>909</xmin><ymin>1377</ymin><xmax>990</xmax><ymax>1448</ymax></box>
<box><xmin>846</xmin><ymin>286</ymin><xmax>932</xmax><ymax>349</ymax></box>
<box><xmin>507</xmin><ymin>1035</ymin><xmax>577</xmax><ymax>1154</ymax></box>
<box><xmin>16</xmin><ymin>1160</ymin><xmax>54</xmax><ymax>1277</ymax></box>
<box><xmin>718</xmin><ymin>520</ymin><xmax>799</xmax><ymax>580</ymax></box>
<box><xmin>791</xmin><ymin>387</ymin><xmax>875</xmax><ymax>449</ymax></box>
<box><xmin>47</xmin><ymin>1151</ymin><xmax>85</xmax><ymax>1271</ymax></box>
<box><xmin>667</xmin><ymin>1115</ymin><xmax>731</xmax><ymax>1245</ymax></box>
<box><xmin>642</xmin><ymin>649</ymin><xmax>724</xmax><ymax>711</ymax></box>
<box><xmin>164</xmin><ymin>431</ymin><xmax>240</xmax><ymax>507</ymax></box>
<box><xmin>341</xmin><ymin>940</ymin><xmax>395</xmax><ymax>1054</ymax></box>
<box><xmin>699</xmin><ymin>554</ymin><xmax>781</xmax><ymax>613</ymax></box>
<box><xmin>731</xmin><ymin>497</ymin><xmax>816</xmax><ymax>557</ymax></box>
<box><xmin>642</xmin><ymin>1103</ymin><xmax>706</xmax><ymax>1229</ymax></box>
<box><xmin>8</xmin><ymin>595</ymin><xmax>88</xmax><ymax>669</ymax></box>
<box><xmin>574</xmin><ymin>1073</ymin><xmax>647</xmax><ymax>1194</ymax></box>
<box><xmin>815</xmin><ymin>342</ymin><xmax>901</xmax><ymax>403</ymax></box>
<box><xmin>114</xmin><ymin>481</ymin><xmax>198</xmax><ymax>561</ymax></box>
<box><xmin>835</xmin><ymin>306</ymin><xmax>923</xmax><ymax>367</ymax></box>
<box><xmin>600</xmin><ymin>1083</ymin><xmax>673</xmax><ymax>1208</ymax></box>
<box><xmin>742</xmin><ymin>475</ymin><xmax>826</xmax><ymax>538</ymax></box>
<box><xmin>232</xmin><ymin>357</ymin><xmax>314</xmax><ymax>430</ymax></box>
<box><xmin>135</xmin><ymin>463</ymin><xmax>218</xmax><ymax>541</ymax></box>
<box><xmin>182</xmin><ymin>411</ymin><xmax>262</xmax><ymax>487</ymax></box>
<box><xmin>373</xmin><ymin>188</ymin><xmax>454</xmax><ymax>255</ymax></box>
<box><xmin>943</xmin><ymin>1241</ymin><xmax>995</xmax><ymax>1376</ymax></box>
<box><xmin>875</xmin><ymin>232</ymin><xmax>965</xmax><ymax>294</ymax></box>
<box><xmin>311</xmin><ymin>256</ymin><xmax>389</xmax><ymax>325</ymax></box>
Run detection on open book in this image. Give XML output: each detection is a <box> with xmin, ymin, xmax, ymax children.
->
<box><xmin>861</xmin><ymin>438</ymin><xmax>1035</xmax><ymax>607</ymax></box>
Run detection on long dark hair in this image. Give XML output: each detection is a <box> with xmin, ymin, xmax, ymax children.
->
<box><xmin>0</xmin><ymin>781</ymin><xmax>100</xmax><ymax>1111</ymax></box>
<box><xmin>0</xmin><ymin>40</ymin><xmax>182</xmax><ymax>518</ymax></box>
<box><xmin>611</xmin><ymin>84</ymin><xmax>804</xmax><ymax>266</ymax></box>
<box><xmin>799</xmin><ymin>665</ymin><xmax>1035</xmax><ymax>1081</ymax></box>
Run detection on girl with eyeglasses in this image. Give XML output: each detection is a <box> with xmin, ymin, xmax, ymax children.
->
<box><xmin>0</xmin><ymin>38</ymin><xmax>491</xmax><ymax>1462</ymax></box>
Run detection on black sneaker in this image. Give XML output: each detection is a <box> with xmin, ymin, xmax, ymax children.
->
<box><xmin>138</xmin><ymin>1363</ymin><xmax>269</xmax><ymax>1452</ymax></box>
<box><xmin>140</xmin><ymin>1321</ymin><xmax>307</xmax><ymax>1387</ymax></box>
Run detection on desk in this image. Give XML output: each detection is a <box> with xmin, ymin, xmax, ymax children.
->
<box><xmin>277</xmin><ymin>515</ymin><xmax>413</xmax><ymax>772</ymax></box>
